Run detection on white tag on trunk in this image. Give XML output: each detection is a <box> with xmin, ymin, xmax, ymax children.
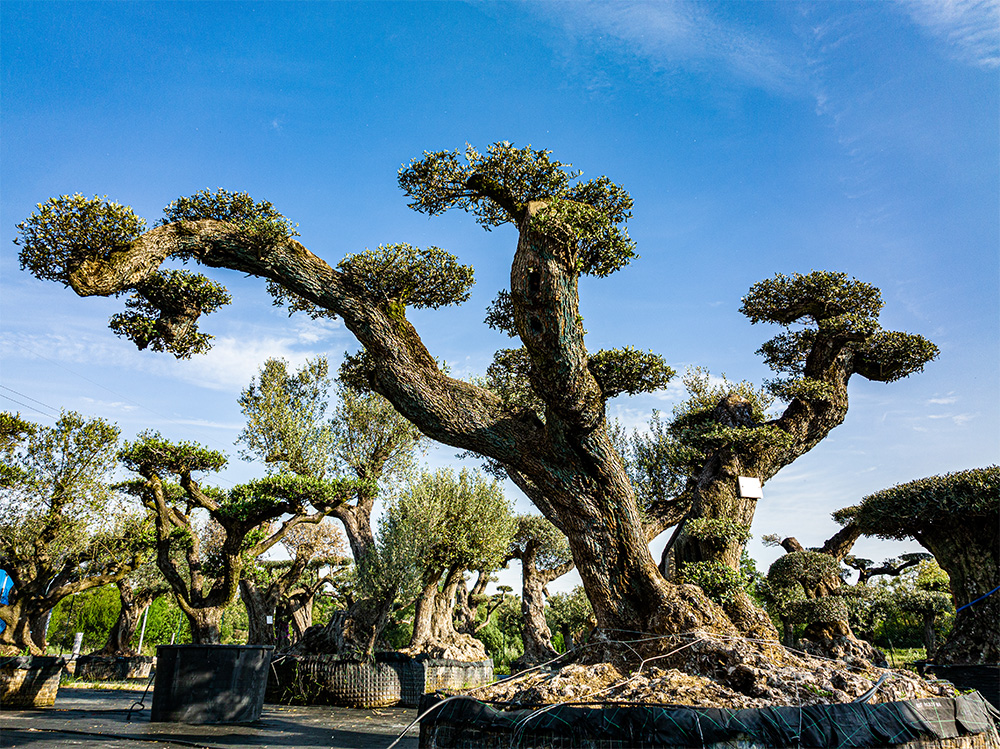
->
<box><xmin>738</xmin><ymin>476</ymin><xmax>763</xmax><ymax>498</ymax></box>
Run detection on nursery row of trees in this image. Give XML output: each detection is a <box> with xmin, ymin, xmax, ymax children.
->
<box><xmin>6</xmin><ymin>142</ymin><xmax>998</xmax><ymax>685</ymax></box>
<box><xmin>1</xmin><ymin>366</ymin><xmax>992</xmax><ymax>669</ymax></box>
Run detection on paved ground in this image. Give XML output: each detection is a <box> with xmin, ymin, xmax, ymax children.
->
<box><xmin>1</xmin><ymin>687</ymin><xmax>419</xmax><ymax>749</ymax></box>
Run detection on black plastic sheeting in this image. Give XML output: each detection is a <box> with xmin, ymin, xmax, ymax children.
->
<box><xmin>418</xmin><ymin>692</ymin><xmax>1000</xmax><ymax>748</ymax></box>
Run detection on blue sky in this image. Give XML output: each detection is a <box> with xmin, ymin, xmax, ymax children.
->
<box><xmin>1</xmin><ymin>1</ymin><xmax>997</xmax><ymax>585</ymax></box>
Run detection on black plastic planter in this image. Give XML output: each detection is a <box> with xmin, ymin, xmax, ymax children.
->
<box><xmin>922</xmin><ymin>664</ymin><xmax>1000</xmax><ymax>711</ymax></box>
<box><xmin>417</xmin><ymin>692</ymin><xmax>1000</xmax><ymax>748</ymax></box>
<box><xmin>150</xmin><ymin>644</ymin><xmax>272</xmax><ymax>724</ymax></box>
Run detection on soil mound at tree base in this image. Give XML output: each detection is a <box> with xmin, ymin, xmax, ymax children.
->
<box><xmin>475</xmin><ymin>631</ymin><xmax>957</xmax><ymax>709</ymax></box>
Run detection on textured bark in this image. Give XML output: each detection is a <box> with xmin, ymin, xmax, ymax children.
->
<box><xmin>241</xmin><ymin>546</ymin><xmax>316</xmax><ymax>647</ymax></box>
<box><xmin>94</xmin><ymin>581</ymin><xmax>168</xmax><ymax>656</ymax></box>
<box><xmin>185</xmin><ymin>606</ymin><xmax>224</xmax><ymax>645</ymax></box>
<box><xmin>405</xmin><ymin>567</ymin><xmax>487</xmax><ymax>661</ymax></box>
<box><xmin>917</xmin><ymin>523</ymin><xmax>1000</xmax><ymax>664</ymax></box>
<box><xmin>510</xmin><ymin>540</ymin><xmax>574</xmax><ymax>670</ymax></box>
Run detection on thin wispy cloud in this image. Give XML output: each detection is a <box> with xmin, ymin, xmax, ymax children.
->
<box><xmin>928</xmin><ymin>394</ymin><xmax>958</xmax><ymax>405</ymax></box>
<box><xmin>898</xmin><ymin>0</ymin><xmax>1000</xmax><ymax>68</ymax></box>
<box><xmin>536</xmin><ymin>1</ymin><xmax>801</xmax><ymax>92</ymax></box>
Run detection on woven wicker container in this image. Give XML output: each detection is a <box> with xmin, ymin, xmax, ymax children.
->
<box><xmin>267</xmin><ymin>653</ymin><xmax>494</xmax><ymax>708</ymax></box>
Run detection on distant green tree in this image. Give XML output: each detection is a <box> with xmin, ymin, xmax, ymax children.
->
<box><xmin>546</xmin><ymin>586</ymin><xmax>595</xmax><ymax>653</ymax></box>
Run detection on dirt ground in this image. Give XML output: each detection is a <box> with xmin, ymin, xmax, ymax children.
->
<box><xmin>0</xmin><ymin>686</ymin><xmax>419</xmax><ymax>749</ymax></box>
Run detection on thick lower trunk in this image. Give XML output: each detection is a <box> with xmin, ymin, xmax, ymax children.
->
<box><xmin>514</xmin><ymin>569</ymin><xmax>558</xmax><ymax>669</ymax></box>
<box><xmin>0</xmin><ymin>601</ymin><xmax>36</xmax><ymax>655</ymax></box>
<box><xmin>551</xmin><ymin>493</ymin><xmax>730</xmax><ymax>642</ymax></box>
<box><xmin>182</xmin><ymin>606</ymin><xmax>224</xmax><ymax>645</ymax></box>
<box><xmin>28</xmin><ymin>611</ymin><xmax>50</xmax><ymax>653</ymax></box>
<box><xmin>241</xmin><ymin>578</ymin><xmax>278</xmax><ymax>648</ymax></box>
<box><xmin>283</xmin><ymin>591</ymin><xmax>314</xmax><ymax>644</ymax></box>
<box><xmin>406</xmin><ymin>568</ymin><xmax>486</xmax><ymax>661</ymax></box>
<box><xmin>919</xmin><ymin>525</ymin><xmax>1000</xmax><ymax>664</ymax></box>
<box><xmin>93</xmin><ymin>582</ymin><xmax>164</xmax><ymax>656</ymax></box>
<box><xmin>290</xmin><ymin>590</ymin><xmax>394</xmax><ymax>658</ymax></box>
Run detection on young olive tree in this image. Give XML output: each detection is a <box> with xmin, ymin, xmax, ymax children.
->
<box><xmin>834</xmin><ymin>466</ymin><xmax>999</xmax><ymax>664</ymax></box>
<box><xmin>0</xmin><ymin>412</ymin><xmax>147</xmax><ymax>655</ymax></box>
<box><xmin>117</xmin><ymin>433</ymin><xmax>357</xmax><ymax>644</ymax></box>
<box><xmin>14</xmin><ymin>144</ymin><xmax>935</xmax><ymax>652</ymax></box>
<box><xmin>507</xmin><ymin>514</ymin><xmax>574</xmax><ymax>669</ymax></box>
<box><xmin>240</xmin><ymin>519</ymin><xmax>347</xmax><ymax>648</ymax></box>
<box><xmin>385</xmin><ymin>468</ymin><xmax>515</xmax><ymax>660</ymax></box>
<box><xmin>238</xmin><ymin>356</ymin><xmax>423</xmax><ymax>654</ymax></box>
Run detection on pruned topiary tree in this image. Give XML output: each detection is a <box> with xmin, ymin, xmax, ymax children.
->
<box><xmin>117</xmin><ymin>433</ymin><xmax>358</xmax><ymax>644</ymax></box>
<box><xmin>834</xmin><ymin>466</ymin><xmax>999</xmax><ymax>664</ymax></box>
<box><xmin>13</xmin><ymin>144</ymin><xmax>936</xmax><ymax>675</ymax></box>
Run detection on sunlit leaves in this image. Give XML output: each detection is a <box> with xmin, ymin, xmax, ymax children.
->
<box><xmin>16</xmin><ymin>194</ymin><xmax>147</xmax><ymax>286</ymax></box>
<box><xmin>160</xmin><ymin>188</ymin><xmax>298</xmax><ymax>255</ymax></box>
<box><xmin>587</xmin><ymin>347</ymin><xmax>674</xmax><ymax>398</ymax></box>
<box><xmin>337</xmin><ymin>243</ymin><xmax>474</xmax><ymax>311</ymax></box>
<box><xmin>834</xmin><ymin>466</ymin><xmax>999</xmax><ymax>540</ymax></box>
<box><xmin>237</xmin><ymin>357</ymin><xmax>336</xmax><ymax>479</ymax></box>
<box><xmin>399</xmin><ymin>142</ymin><xmax>636</xmax><ymax>276</ymax></box>
<box><xmin>853</xmin><ymin>331</ymin><xmax>939</xmax><ymax>383</ymax></box>
<box><xmin>109</xmin><ymin>269</ymin><xmax>232</xmax><ymax>358</ymax></box>
<box><xmin>740</xmin><ymin>271</ymin><xmax>883</xmax><ymax>326</ymax></box>
<box><xmin>743</xmin><ymin>271</ymin><xmax>937</xmax><ymax>400</ymax></box>
<box><xmin>119</xmin><ymin>432</ymin><xmax>227</xmax><ymax>476</ymax></box>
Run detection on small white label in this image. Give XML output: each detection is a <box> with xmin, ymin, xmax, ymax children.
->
<box><xmin>266</xmin><ymin>615</ymin><xmax>274</xmax><ymax>625</ymax></box>
<box><xmin>738</xmin><ymin>476</ymin><xmax>763</xmax><ymax>499</ymax></box>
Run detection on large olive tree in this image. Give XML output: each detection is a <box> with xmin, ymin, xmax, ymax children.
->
<box><xmin>14</xmin><ymin>143</ymin><xmax>936</xmax><ymax>650</ymax></box>
<box><xmin>834</xmin><ymin>466</ymin><xmax>999</xmax><ymax>664</ymax></box>
<box><xmin>0</xmin><ymin>412</ymin><xmax>146</xmax><ymax>654</ymax></box>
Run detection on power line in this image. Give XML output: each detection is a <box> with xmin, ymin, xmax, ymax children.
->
<box><xmin>8</xmin><ymin>339</ymin><xmax>241</xmax><ymax>454</ymax></box>
<box><xmin>0</xmin><ymin>392</ymin><xmax>58</xmax><ymax>419</ymax></box>
<box><xmin>0</xmin><ymin>384</ymin><xmax>60</xmax><ymax>416</ymax></box>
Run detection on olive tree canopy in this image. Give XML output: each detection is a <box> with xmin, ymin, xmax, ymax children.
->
<box><xmin>14</xmin><ymin>143</ymin><xmax>936</xmax><ymax>661</ymax></box>
<box><xmin>834</xmin><ymin>466</ymin><xmax>999</xmax><ymax>664</ymax></box>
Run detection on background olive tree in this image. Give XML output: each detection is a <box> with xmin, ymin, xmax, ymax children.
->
<box><xmin>0</xmin><ymin>411</ymin><xmax>146</xmax><ymax>654</ymax></box>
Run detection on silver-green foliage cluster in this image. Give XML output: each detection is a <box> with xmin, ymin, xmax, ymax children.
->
<box><xmin>398</xmin><ymin>142</ymin><xmax>635</xmax><ymax>277</ymax></box>
<box><xmin>834</xmin><ymin>466</ymin><xmax>999</xmax><ymax>539</ymax></box>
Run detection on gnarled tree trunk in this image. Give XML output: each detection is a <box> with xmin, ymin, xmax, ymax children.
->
<box><xmin>405</xmin><ymin>567</ymin><xmax>487</xmax><ymax>661</ymax></box>
<box><xmin>94</xmin><ymin>580</ymin><xmax>168</xmax><ymax>656</ymax></box>
<box><xmin>919</xmin><ymin>523</ymin><xmax>1000</xmax><ymax>664</ymax></box>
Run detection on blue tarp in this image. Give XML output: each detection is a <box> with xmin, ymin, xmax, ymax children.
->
<box><xmin>0</xmin><ymin>569</ymin><xmax>12</xmax><ymax>634</ymax></box>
